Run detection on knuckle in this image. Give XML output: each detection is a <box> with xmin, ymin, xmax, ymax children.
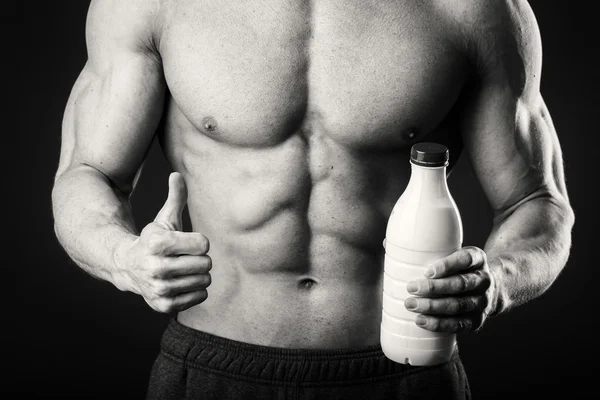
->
<box><xmin>163</xmin><ymin>232</ymin><xmax>177</xmax><ymax>248</ymax></box>
<box><xmin>147</xmin><ymin>233</ymin><xmax>167</xmax><ymax>253</ymax></box>
<box><xmin>421</xmin><ymin>299</ymin><xmax>432</xmax><ymax>313</ymax></box>
<box><xmin>204</xmin><ymin>256</ymin><xmax>213</xmax><ymax>272</ymax></box>
<box><xmin>478</xmin><ymin>248</ymin><xmax>488</xmax><ymax>263</ymax></box>
<box><xmin>203</xmin><ymin>273</ymin><xmax>212</xmax><ymax>287</ymax></box>
<box><xmin>153</xmin><ymin>281</ymin><xmax>171</xmax><ymax>297</ymax></box>
<box><xmin>156</xmin><ymin>298</ymin><xmax>175</xmax><ymax>314</ymax></box>
<box><xmin>473</xmin><ymin>269</ymin><xmax>491</xmax><ymax>290</ymax></box>
<box><xmin>196</xmin><ymin>233</ymin><xmax>210</xmax><ymax>253</ymax></box>
<box><xmin>468</xmin><ymin>273</ymin><xmax>479</xmax><ymax>291</ymax></box>
<box><xmin>467</xmin><ymin>246</ymin><xmax>486</xmax><ymax>265</ymax></box>
<box><xmin>149</xmin><ymin>258</ymin><xmax>167</xmax><ymax>278</ymax></box>
<box><xmin>196</xmin><ymin>256</ymin><xmax>211</xmax><ymax>273</ymax></box>
<box><xmin>449</xmin><ymin>299</ymin><xmax>462</xmax><ymax>314</ymax></box>
<box><xmin>426</xmin><ymin>279</ymin><xmax>435</xmax><ymax>294</ymax></box>
<box><xmin>428</xmin><ymin>318</ymin><xmax>441</xmax><ymax>332</ymax></box>
<box><xmin>464</xmin><ymin>249</ymin><xmax>474</xmax><ymax>266</ymax></box>
<box><xmin>455</xmin><ymin>274</ymin><xmax>469</xmax><ymax>292</ymax></box>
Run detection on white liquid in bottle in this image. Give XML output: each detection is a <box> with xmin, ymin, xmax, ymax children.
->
<box><xmin>381</xmin><ymin>142</ymin><xmax>463</xmax><ymax>366</ymax></box>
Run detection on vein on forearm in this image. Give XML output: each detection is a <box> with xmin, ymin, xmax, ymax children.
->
<box><xmin>484</xmin><ymin>193</ymin><xmax>574</xmax><ymax>316</ymax></box>
<box><xmin>52</xmin><ymin>165</ymin><xmax>139</xmax><ymax>284</ymax></box>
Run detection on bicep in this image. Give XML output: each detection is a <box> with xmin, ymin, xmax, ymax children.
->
<box><xmin>459</xmin><ymin>1</ymin><xmax>570</xmax><ymax>218</ymax></box>
<box><xmin>461</xmin><ymin>85</ymin><xmax>568</xmax><ymax>216</ymax></box>
<box><xmin>56</xmin><ymin>0</ymin><xmax>165</xmax><ymax>194</ymax></box>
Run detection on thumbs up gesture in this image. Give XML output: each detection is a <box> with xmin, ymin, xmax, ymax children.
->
<box><xmin>116</xmin><ymin>172</ymin><xmax>212</xmax><ymax>313</ymax></box>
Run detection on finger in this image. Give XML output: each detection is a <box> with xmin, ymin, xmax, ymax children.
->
<box><xmin>154</xmin><ymin>274</ymin><xmax>212</xmax><ymax>297</ymax></box>
<box><xmin>148</xmin><ymin>231</ymin><xmax>210</xmax><ymax>256</ymax></box>
<box><xmin>154</xmin><ymin>172</ymin><xmax>188</xmax><ymax>231</ymax></box>
<box><xmin>164</xmin><ymin>231</ymin><xmax>210</xmax><ymax>256</ymax></box>
<box><xmin>424</xmin><ymin>246</ymin><xmax>487</xmax><ymax>278</ymax></box>
<box><xmin>407</xmin><ymin>271</ymin><xmax>489</xmax><ymax>296</ymax></box>
<box><xmin>404</xmin><ymin>295</ymin><xmax>487</xmax><ymax>316</ymax></box>
<box><xmin>415</xmin><ymin>314</ymin><xmax>474</xmax><ymax>333</ymax></box>
<box><xmin>152</xmin><ymin>290</ymin><xmax>208</xmax><ymax>314</ymax></box>
<box><xmin>157</xmin><ymin>255</ymin><xmax>212</xmax><ymax>278</ymax></box>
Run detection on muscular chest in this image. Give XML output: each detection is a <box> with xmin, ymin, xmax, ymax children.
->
<box><xmin>158</xmin><ymin>0</ymin><xmax>469</xmax><ymax>148</ymax></box>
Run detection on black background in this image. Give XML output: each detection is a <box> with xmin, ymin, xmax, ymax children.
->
<box><xmin>7</xmin><ymin>1</ymin><xmax>599</xmax><ymax>399</ymax></box>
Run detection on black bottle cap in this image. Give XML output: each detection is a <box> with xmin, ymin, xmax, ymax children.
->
<box><xmin>410</xmin><ymin>142</ymin><xmax>449</xmax><ymax>167</ymax></box>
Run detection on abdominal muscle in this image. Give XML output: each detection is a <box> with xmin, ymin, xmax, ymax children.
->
<box><xmin>171</xmin><ymin>119</ymin><xmax>408</xmax><ymax>349</ymax></box>
<box><xmin>153</xmin><ymin>0</ymin><xmax>469</xmax><ymax>348</ymax></box>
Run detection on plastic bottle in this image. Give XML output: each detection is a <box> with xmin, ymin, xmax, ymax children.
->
<box><xmin>381</xmin><ymin>142</ymin><xmax>463</xmax><ymax>366</ymax></box>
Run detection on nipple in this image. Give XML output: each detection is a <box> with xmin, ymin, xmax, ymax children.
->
<box><xmin>202</xmin><ymin>117</ymin><xmax>218</xmax><ymax>133</ymax></box>
<box><xmin>403</xmin><ymin>126</ymin><xmax>419</xmax><ymax>141</ymax></box>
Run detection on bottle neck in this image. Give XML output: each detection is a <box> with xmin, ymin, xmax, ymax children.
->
<box><xmin>407</xmin><ymin>161</ymin><xmax>449</xmax><ymax>196</ymax></box>
<box><xmin>410</xmin><ymin>161</ymin><xmax>448</xmax><ymax>178</ymax></box>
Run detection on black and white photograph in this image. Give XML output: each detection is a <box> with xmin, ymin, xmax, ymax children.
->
<box><xmin>8</xmin><ymin>1</ymin><xmax>597</xmax><ymax>399</ymax></box>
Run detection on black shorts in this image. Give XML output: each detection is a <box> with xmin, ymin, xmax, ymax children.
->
<box><xmin>146</xmin><ymin>318</ymin><xmax>471</xmax><ymax>400</ymax></box>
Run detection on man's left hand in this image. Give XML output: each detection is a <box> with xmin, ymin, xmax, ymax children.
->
<box><xmin>404</xmin><ymin>246</ymin><xmax>496</xmax><ymax>333</ymax></box>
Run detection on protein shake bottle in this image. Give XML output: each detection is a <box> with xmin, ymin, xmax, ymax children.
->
<box><xmin>381</xmin><ymin>142</ymin><xmax>463</xmax><ymax>366</ymax></box>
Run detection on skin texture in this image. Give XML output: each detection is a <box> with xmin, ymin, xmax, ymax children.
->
<box><xmin>52</xmin><ymin>0</ymin><xmax>574</xmax><ymax>349</ymax></box>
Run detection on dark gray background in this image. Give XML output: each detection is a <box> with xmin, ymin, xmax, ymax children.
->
<box><xmin>8</xmin><ymin>1</ymin><xmax>598</xmax><ymax>398</ymax></box>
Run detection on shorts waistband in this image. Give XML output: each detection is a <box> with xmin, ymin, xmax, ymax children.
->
<box><xmin>159</xmin><ymin>317</ymin><xmax>458</xmax><ymax>384</ymax></box>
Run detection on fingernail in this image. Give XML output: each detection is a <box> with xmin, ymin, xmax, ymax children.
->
<box><xmin>424</xmin><ymin>267</ymin><xmax>435</xmax><ymax>278</ymax></box>
<box><xmin>405</xmin><ymin>298</ymin><xmax>418</xmax><ymax>310</ymax></box>
<box><xmin>416</xmin><ymin>315</ymin><xmax>427</xmax><ymax>326</ymax></box>
<box><xmin>406</xmin><ymin>281</ymin><xmax>418</xmax><ymax>293</ymax></box>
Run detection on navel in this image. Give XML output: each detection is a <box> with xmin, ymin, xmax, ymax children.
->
<box><xmin>298</xmin><ymin>278</ymin><xmax>317</xmax><ymax>291</ymax></box>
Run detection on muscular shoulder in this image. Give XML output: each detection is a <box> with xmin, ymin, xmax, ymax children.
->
<box><xmin>441</xmin><ymin>0</ymin><xmax>543</xmax><ymax>98</ymax></box>
<box><xmin>85</xmin><ymin>0</ymin><xmax>164</xmax><ymax>60</ymax></box>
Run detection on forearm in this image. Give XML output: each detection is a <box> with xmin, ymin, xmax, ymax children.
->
<box><xmin>51</xmin><ymin>165</ymin><xmax>139</xmax><ymax>289</ymax></box>
<box><xmin>484</xmin><ymin>194</ymin><xmax>575</xmax><ymax>316</ymax></box>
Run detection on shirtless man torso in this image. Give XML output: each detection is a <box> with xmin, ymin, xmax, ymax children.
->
<box><xmin>52</xmin><ymin>0</ymin><xmax>574</xmax><ymax>398</ymax></box>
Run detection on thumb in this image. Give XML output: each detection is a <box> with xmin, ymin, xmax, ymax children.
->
<box><xmin>154</xmin><ymin>172</ymin><xmax>188</xmax><ymax>231</ymax></box>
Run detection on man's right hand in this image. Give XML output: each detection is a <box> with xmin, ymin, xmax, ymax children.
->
<box><xmin>114</xmin><ymin>172</ymin><xmax>212</xmax><ymax>313</ymax></box>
